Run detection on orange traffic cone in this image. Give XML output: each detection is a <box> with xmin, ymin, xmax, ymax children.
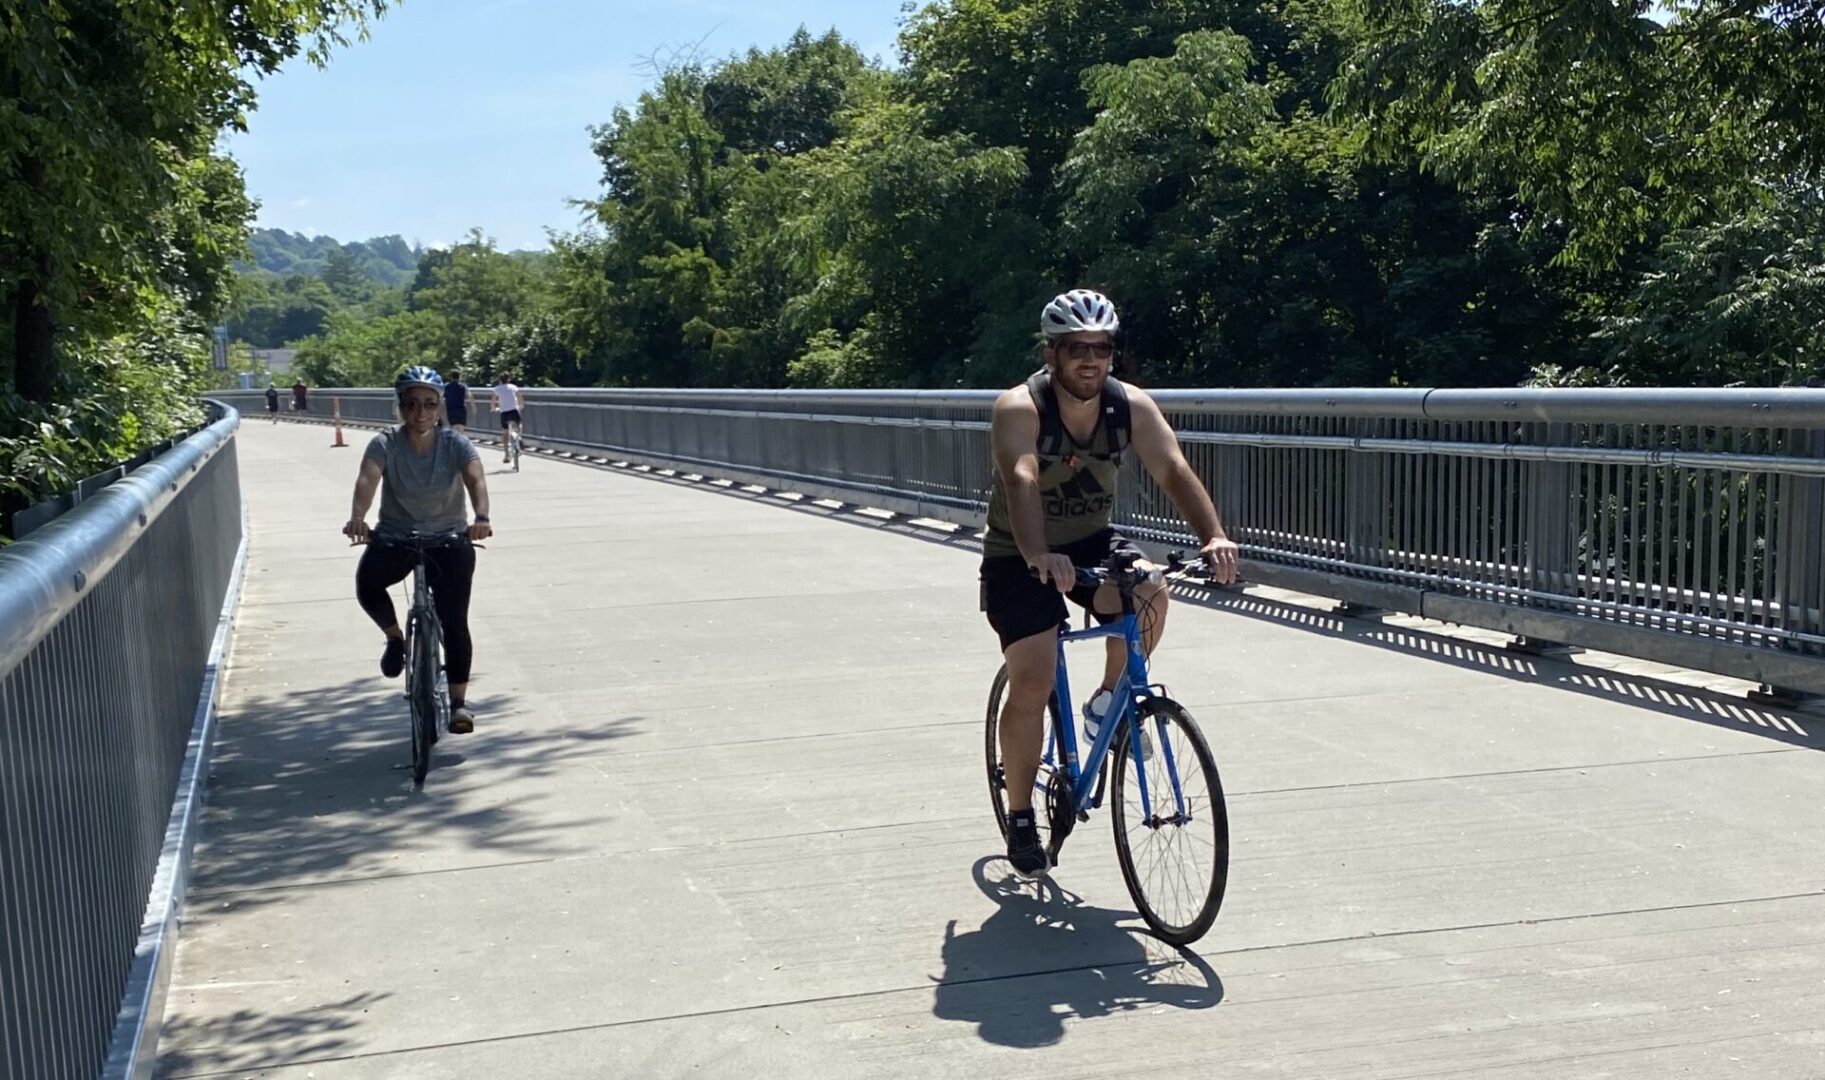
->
<box><xmin>331</xmin><ymin>398</ymin><xmax>347</xmax><ymax>448</ymax></box>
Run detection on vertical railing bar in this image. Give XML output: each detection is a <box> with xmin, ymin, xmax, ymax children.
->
<box><xmin>1760</xmin><ymin>426</ymin><xmax>1779</xmax><ymax>635</ymax></box>
<box><xmin>1654</xmin><ymin>425</ymin><xmax>1671</xmax><ymax>630</ymax></box>
<box><xmin>1708</xmin><ymin>441</ymin><xmax>1726</xmax><ymax>636</ymax></box>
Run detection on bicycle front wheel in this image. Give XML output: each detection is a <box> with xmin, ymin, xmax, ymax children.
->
<box><xmin>408</xmin><ymin>615</ymin><xmax>439</xmax><ymax>786</ymax></box>
<box><xmin>1110</xmin><ymin>697</ymin><xmax>1228</xmax><ymax>945</ymax></box>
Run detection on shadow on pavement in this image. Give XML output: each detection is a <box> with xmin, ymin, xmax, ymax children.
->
<box><xmin>187</xmin><ymin>674</ymin><xmax>642</xmax><ymax>900</ymax></box>
<box><xmin>551</xmin><ymin>453</ymin><xmax>985</xmax><ymax>554</ymax></box>
<box><xmin>551</xmin><ymin>449</ymin><xmax>1820</xmax><ymax>752</ymax></box>
<box><xmin>1167</xmin><ymin>581</ymin><xmax>1824</xmax><ymax>752</ymax></box>
<box><xmin>153</xmin><ymin>992</ymin><xmax>387</xmax><ymax>1079</ymax></box>
<box><xmin>931</xmin><ymin>857</ymin><xmax>1222</xmax><ymax>1048</ymax></box>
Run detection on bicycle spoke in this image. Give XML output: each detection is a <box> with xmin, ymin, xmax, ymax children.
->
<box><xmin>1113</xmin><ymin>699</ymin><xmax>1227</xmax><ymax>942</ymax></box>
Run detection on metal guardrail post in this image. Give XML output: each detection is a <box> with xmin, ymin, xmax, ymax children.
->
<box><xmin>1755</xmin><ymin>427</ymin><xmax>1825</xmax><ymax>702</ymax></box>
<box><xmin>1512</xmin><ymin>421</ymin><xmax>1581</xmax><ymax>653</ymax></box>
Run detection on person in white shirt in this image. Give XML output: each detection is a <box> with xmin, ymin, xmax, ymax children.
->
<box><xmin>492</xmin><ymin>374</ymin><xmax>524</xmax><ymax>464</ymax></box>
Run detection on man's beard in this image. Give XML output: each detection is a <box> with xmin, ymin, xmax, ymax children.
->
<box><xmin>1051</xmin><ymin>363</ymin><xmax>1107</xmax><ymax>403</ymax></box>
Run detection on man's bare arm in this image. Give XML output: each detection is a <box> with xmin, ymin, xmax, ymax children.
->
<box><xmin>991</xmin><ymin>389</ymin><xmax>1050</xmax><ymax>566</ymax></box>
<box><xmin>1125</xmin><ymin>385</ymin><xmax>1241</xmax><ymax>582</ymax></box>
<box><xmin>1127</xmin><ymin>387</ymin><xmax>1226</xmax><ymax>543</ymax></box>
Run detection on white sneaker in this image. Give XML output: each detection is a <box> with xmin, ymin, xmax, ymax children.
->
<box><xmin>1083</xmin><ymin>688</ymin><xmax>1152</xmax><ymax>762</ymax></box>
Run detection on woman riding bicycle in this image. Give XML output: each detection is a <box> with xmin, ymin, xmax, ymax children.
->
<box><xmin>342</xmin><ymin>366</ymin><xmax>494</xmax><ymax>732</ymax></box>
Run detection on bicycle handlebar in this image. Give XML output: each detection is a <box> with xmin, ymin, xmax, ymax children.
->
<box><xmin>1037</xmin><ymin>553</ymin><xmax>1215</xmax><ymax>591</ymax></box>
<box><xmin>1070</xmin><ymin>564</ymin><xmax>1163</xmax><ymax>590</ymax></box>
<box><xmin>346</xmin><ymin>530</ymin><xmax>482</xmax><ymax>551</ymax></box>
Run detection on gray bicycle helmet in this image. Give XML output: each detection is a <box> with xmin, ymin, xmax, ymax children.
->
<box><xmin>395</xmin><ymin>365</ymin><xmax>444</xmax><ymax>394</ymax></box>
<box><xmin>1040</xmin><ymin>289</ymin><xmax>1120</xmax><ymax>337</ymax></box>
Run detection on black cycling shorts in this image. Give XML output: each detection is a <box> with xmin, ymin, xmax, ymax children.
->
<box><xmin>499</xmin><ymin>409</ymin><xmax>522</xmax><ymax>428</ymax></box>
<box><xmin>979</xmin><ymin>528</ymin><xmax>1145</xmax><ymax>650</ymax></box>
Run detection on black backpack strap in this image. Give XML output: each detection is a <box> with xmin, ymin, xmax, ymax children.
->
<box><xmin>1028</xmin><ymin>367</ymin><xmax>1131</xmax><ymax>462</ymax></box>
<box><xmin>1101</xmin><ymin>379</ymin><xmax>1131</xmax><ymax>463</ymax></box>
<box><xmin>1025</xmin><ymin>367</ymin><xmax>1064</xmax><ymax>459</ymax></box>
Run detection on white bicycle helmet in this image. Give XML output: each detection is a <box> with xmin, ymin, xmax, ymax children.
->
<box><xmin>1040</xmin><ymin>289</ymin><xmax>1120</xmax><ymax>337</ymax></box>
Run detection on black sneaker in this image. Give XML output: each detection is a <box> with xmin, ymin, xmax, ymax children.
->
<box><xmin>380</xmin><ymin>636</ymin><xmax>406</xmax><ymax>678</ymax></box>
<box><xmin>1005</xmin><ymin>809</ymin><xmax>1050</xmax><ymax>879</ymax></box>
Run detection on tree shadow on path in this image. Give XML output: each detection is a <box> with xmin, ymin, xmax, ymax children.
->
<box><xmin>189</xmin><ymin>673</ymin><xmax>642</xmax><ymax>902</ymax></box>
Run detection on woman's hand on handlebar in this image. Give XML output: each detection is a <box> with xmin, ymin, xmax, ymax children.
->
<box><xmin>343</xmin><ymin>519</ymin><xmax>371</xmax><ymax>544</ymax></box>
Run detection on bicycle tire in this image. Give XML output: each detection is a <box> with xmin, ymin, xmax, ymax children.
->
<box><xmin>985</xmin><ymin>664</ymin><xmax>1068</xmax><ymax>857</ymax></box>
<box><xmin>1110</xmin><ymin>696</ymin><xmax>1228</xmax><ymax>945</ymax></box>
<box><xmin>408</xmin><ymin>614</ymin><xmax>438</xmax><ymax>786</ymax></box>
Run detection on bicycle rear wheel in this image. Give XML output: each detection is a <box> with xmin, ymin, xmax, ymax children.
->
<box><xmin>985</xmin><ymin>665</ymin><xmax>1070</xmax><ymax>857</ymax></box>
<box><xmin>408</xmin><ymin>614</ymin><xmax>439</xmax><ymax>786</ymax></box>
<box><xmin>1110</xmin><ymin>697</ymin><xmax>1228</xmax><ymax>945</ymax></box>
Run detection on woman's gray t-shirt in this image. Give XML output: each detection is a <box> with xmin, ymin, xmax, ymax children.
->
<box><xmin>365</xmin><ymin>428</ymin><xmax>480</xmax><ymax>539</ymax></box>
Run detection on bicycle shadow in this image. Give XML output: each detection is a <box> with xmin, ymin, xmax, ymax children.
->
<box><xmin>931</xmin><ymin>857</ymin><xmax>1223</xmax><ymax>1048</ymax></box>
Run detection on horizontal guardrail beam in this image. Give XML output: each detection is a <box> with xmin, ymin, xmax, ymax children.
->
<box><xmin>214</xmin><ymin>385</ymin><xmax>1825</xmax><ymax>694</ymax></box>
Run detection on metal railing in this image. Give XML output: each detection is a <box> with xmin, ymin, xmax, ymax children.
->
<box><xmin>0</xmin><ymin>404</ymin><xmax>244</xmax><ymax>1080</ymax></box>
<box><xmin>215</xmin><ymin>386</ymin><xmax>1825</xmax><ymax>693</ymax></box>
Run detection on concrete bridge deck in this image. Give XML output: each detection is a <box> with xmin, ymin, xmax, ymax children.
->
<box><xmin>156</xmin><ymin>421</ymin><xmax>1825</xmax><ymax>1078</ymax></box>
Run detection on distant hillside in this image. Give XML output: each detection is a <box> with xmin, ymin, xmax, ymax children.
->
<box><xmin>241</xmin><ymin>229</ymin><xmax>422</xmax><ymax>287</ymax></box>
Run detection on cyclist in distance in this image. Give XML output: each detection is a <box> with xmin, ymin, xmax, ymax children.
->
<box><xmin>982</xmin><ymin>289</ymin><xmax>1241</xmax><ymax>878</ymax></box>
<box><xmin>493</xmin><ymin>372</ymin><xmax>524</xmax><ymax>464</ymax></box>
<box><xmin>343</xmin><ymin>366</ymin><xmax>494</xmax><ymax>733</ymax></box>
<box><xmin>443</xmin><ymin>368</ymin><xmax>470</xmax><ymax>433</ymax></box>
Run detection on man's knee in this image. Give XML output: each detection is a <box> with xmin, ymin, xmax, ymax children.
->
<box><xmin>1001</xmin><ymin>633</ymin><xmax>1056</xmax><ymax>702</ymax></box>
<box><xmin>1137</xmin><ymin>580</ymin><xmax>1169</xmax><ymax>610</ymax></box>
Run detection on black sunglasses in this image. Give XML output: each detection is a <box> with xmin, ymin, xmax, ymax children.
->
<box><xmin>400</xmin><ymin>398</ymin><xmax>441</xmax><ymax>412</ymax></box>
<box><xmin>1055</xmin><ymin>341</ymin><xmax>1116</xmax><ymax>360</ymax></box>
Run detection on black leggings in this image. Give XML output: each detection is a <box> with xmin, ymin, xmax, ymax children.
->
<box><xmin>355</xmin><ymin>542</ymin><xmax>476</xmax><ymax>684</ymax></box>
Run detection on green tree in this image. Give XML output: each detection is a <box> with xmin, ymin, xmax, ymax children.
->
<box><xmin>464</xmin><ymin>316</ymin><xmax>582</xmax><ymax>386</ymax></box>
<box><xmin>293</xmin><ymin>309</ymin><xmax>443</xmax><ymax>388</ymax></box>
<box><xmin>1</xmin><ymin>0</ymin><xmax>388</xmax><ymax>403</ymax></box>
<box><xmin>1337</xmin><ymin>0</ymin><xmax>1825</xmax><ymax>267</ymax></box>
<box><xmin>703</xmin><ymin>27</ymin><xmax>886</xmax><ymax>158</ymax></box>
<box><xmin>405</xmin><ymin>229</ymin><xmax>538</xmax><ymax>360</ymax></box>
<box><xmin>786</xmin><ymin>101</ymin><xmax>1039</xmax><ymax>387</ymax></box>
<box><xmin>321</xmin><ymin>244</ymin><xmax>368</xmax><ymax>304</ymax></box>
<box><xmin>1596</xmin><ymin>191</ymin><xmax>1825</xmax><ymax>385</ymax></box>
<box><xmin>582</xmin><ymin>68</ymin><xmax>745</xmax><ymax>385</ymax></box>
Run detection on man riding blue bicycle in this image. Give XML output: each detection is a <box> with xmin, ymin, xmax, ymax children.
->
<box><xmin>983</xmin><ymin>289</ymin><xmax>1240</xmax><ymax>878</ymax></box>
<box><xmin>343</xmin><ymin>366</ymin><xmax>494</xmax><ymax>733</ymax></box>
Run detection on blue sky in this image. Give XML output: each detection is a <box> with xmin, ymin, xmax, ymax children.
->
<box><xmin>224</xmin><ymin>1</ymin><xmax>909</xmax><ymax>252</ymax></box>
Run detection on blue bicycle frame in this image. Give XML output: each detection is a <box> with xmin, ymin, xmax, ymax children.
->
<box><xmin>1041</xmin><ymin>598</ymin><xmax>1193</xmax><ymax>828</ymax></box>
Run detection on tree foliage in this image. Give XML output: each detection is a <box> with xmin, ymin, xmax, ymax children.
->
<box><xmin>1338</xmin><ymin>0</ymin><xmax>1825</xmax><ymax>267</ymax></box>
<box><xmin>236</xmin><ymin>5</ymin><xmax>1825</xmax><ymax>403</ymax></box>
<box><xmin>1</xmin><ymin>0</ymin><xmax>386</xmax><ymax>527</ymax></box>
